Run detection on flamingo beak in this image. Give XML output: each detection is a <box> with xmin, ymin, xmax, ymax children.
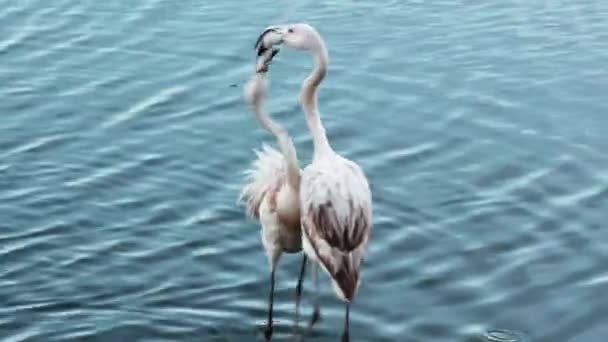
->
<box><xmin>255</xmin><ymin>47</ymin><xmax>280</xmax><ymax>73</ymax></box>
<box><xmin>254</xmin><ymin>26</ymin><xmax>285</xmax><ymax>57</ymax></box>
<box><xmin>254</xmin><ymin>26</ymin><xmax>286</xmax><ymax>73</ymax></box>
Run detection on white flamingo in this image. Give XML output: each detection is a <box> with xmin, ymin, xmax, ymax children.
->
<box><xmin>255</xmin><ymin>23</ymin><xmax>373</xmax><ymax>342</ymax></box>
<box><xmin>239</xmin><ymin>49</ymin><xmax>308</xmax><ymax>340</ymax></box>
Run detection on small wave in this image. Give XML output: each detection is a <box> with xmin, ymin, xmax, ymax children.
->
<box><xmin>1</xmin><ymin>134</ymin><xmax>71</xmax><ymax>159</ymax></box>
<box><xmin>102</xmin><ymin>86</ymin><xmax>187</xmax><ymax>128</ymax></box>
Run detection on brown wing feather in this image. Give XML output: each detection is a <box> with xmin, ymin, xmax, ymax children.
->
<box><xmin>309</xmin><ymin>200</ymin><xmax>368</xmax><ymax>252</ymax></box>
<box><xmin>303</xmin><ymin>198</ymin><xmax>370</xmax><ymax>301</ymax></box>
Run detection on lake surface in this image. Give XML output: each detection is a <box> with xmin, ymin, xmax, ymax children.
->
<box><xmin>1</xmin><ymin>0</ymin><xmax>608</xmax><ymax>341</ymax></box>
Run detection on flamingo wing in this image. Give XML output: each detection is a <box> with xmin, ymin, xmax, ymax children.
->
<box><xmin>301</xmin><ymin>159</ymin><xmax>372</xmax><ymax>301</ymax></box>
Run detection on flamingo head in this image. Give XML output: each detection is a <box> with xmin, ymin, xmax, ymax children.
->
<box><xmin>255</xmin><ymin>23</ymin><xmax>324</xmax><ymax>56</ymax></box>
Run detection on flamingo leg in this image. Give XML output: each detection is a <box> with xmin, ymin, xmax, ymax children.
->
<box><xmin>265</xmin><ymin>268</ymin><xmax>276</xmax><ymax>341</ymax></box>
<box><xmin>341</xmin><ymin>302</ymin><xmax>350</xmax><ymax>342</ymax></box>
<box><xmin>295</xmin><ymin>255</ymin><xmax>307</xmax><ymax>321</ymax></box>
<box><xmin>310</xmin><ymin>263</ymin><xmax>321</xmax><ymax>327</ymax></box>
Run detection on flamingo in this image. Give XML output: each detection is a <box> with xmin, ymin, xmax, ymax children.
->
<box><xmin>239</xmin><ymin>46</ymin><xmax>308</xmax><ymax>340</ymax></box>
<box><xmin>254</xmin><ymin>23</ymin><xmax>373</xmax><ymax>342</ymax></box>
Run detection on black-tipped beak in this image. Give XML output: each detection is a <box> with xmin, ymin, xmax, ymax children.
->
<box><xmin>254</xmin><ymin>26</ymin><xmax>284</xmax><ymax>57</ymax></box>
<box><xmin>256</xmin><ymin>48</ymin><xmax>280</xmax><ymax>73</ymax></box>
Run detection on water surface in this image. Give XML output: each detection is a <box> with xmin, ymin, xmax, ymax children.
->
<box><xmin>1</xmin><ymin>0</ymin><xmax>608</xmax><ymax>341</ymax></box>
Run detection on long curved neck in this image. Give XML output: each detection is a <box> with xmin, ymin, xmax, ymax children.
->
<box><xmin>249</xmin><ymin>75</ymin><xmax>300</xmax><ymax>190</ymax></box>
<box><xmin>299</xmin><ymin>40</ymin><xmax>332</xmax><ymax>159</ymax></box>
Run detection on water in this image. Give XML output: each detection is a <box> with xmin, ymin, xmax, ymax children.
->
<box><xmin>1</xmin><ymin>0</ymin><xmax>608</xmax><ymax>341</ymax></box>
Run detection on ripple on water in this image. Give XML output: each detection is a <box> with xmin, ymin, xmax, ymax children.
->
<box><xmin>2</xmin><ymin>0</ymin><xmax>608</xmax><ymax>341</ymax></box>
<box><xmin>484</xmin><ymin>329</ymin><xmax>522</xmax><ymax>342</ymax></box>
<box><xmin>101</xmin><ymin>86</ymin><xmax>188</xmax><ymax>128</ymax></box>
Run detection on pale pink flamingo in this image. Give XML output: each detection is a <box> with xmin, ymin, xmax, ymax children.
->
<box><xmin>239</xmin><ymin>48</ymin><xmax>307</xmax><ymax>340</ymax></box>
<box><xmin>254</xmin><ymin>23</ymin><xmax>373</xmax><ymax>342</ymax></box>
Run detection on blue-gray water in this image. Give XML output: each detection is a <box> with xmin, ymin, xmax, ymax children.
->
<box><xmin>1</xmin><ymin>0</ymin><xmax>608</xmax><ymax>341</ymax></box>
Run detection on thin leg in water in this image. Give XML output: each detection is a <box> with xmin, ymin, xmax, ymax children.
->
<box><xmin>341</xmin><ymin>302</ymin><xmax>350</xmax><ymax>342</ymax></box>
<box><xmin>309</xmin><ymin>263</ymin><xmax>321</xmax><ymax>326</ymax></box>
<box><xmin>295</xmin><ymin>255</ymin><xmax>307</xmax><ymax>322</ymax></box>
<box><xmin>264</xmin><ymin>268</ymin><xmax>276</xmax><ymax>341</ymax></box>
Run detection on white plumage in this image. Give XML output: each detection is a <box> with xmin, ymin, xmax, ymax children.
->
<box><xmin>240</xmin><ymin>144</ymin><xmax>289</xmax><ymax>220</ymax></box>
<box><xmin>239</xmin><ymin>143</ymin><xmax>302</xmax><ymax>258</ymax></box>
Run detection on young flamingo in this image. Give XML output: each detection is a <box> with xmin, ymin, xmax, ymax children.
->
<box><xmin>254</xmin><ymin>23</ymin><xmax>373</xmax><ymax>342</ymax></box>
<box><xmin>239</xmin><ymin>48</ymin><xmax>308</xmax><ymax>340</ymax></box>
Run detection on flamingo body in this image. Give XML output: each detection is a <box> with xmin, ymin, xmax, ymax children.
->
<box><xmin>300</xmin><ymin>153</ymin><xmax>371</xmax><ymax>301</ymax></box>
<box><xmin>240</xmin><ymin>143</ymin><xmax>302</xmax><ymax>264</ymax></box>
